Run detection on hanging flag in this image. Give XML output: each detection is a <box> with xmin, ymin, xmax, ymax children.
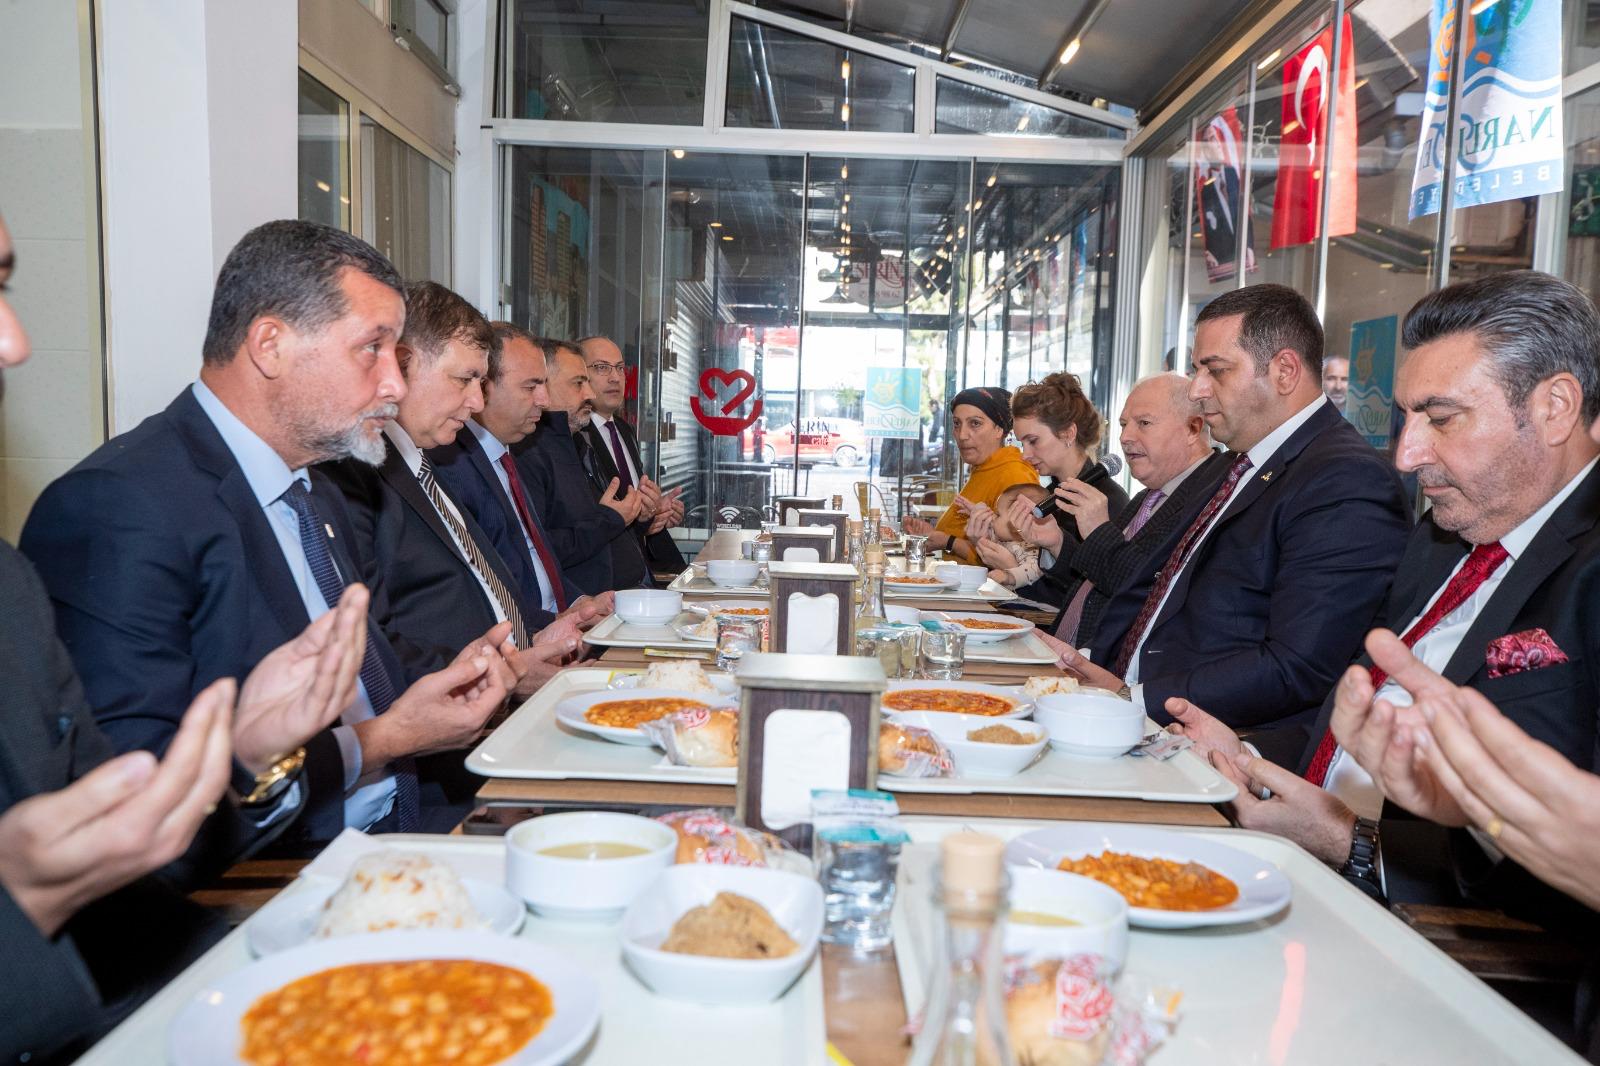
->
<box><xmin>1410</xmin><ymin>0</ymin><xmax>1563</xmax><ymax>219</ymax></box>
<box><xmin>1196</xmin><ymin>106</ymin><xmax>1256</xmax><ymax>280</ymax></box>
<box><xmin>1270</xmin><ymin>15</ymin><xmax>1357</xmax><ymax>249</ymax></box>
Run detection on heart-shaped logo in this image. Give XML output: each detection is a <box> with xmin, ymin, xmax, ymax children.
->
<box><xmin>691</xmin><ymin>367</ymin><xmax>763</xmax><ymax>436</ymax></box>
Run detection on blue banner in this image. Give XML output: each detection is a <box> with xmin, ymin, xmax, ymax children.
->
<box><xmin>863</xmin><ymin>367</ymin><xmax>922</xmax><ymax>439</ymax></box>
<box><xmin>1347</xmin><ymin>316</ymin><xmax>1398</xmax><ymax>449</ymax></box>
<box><xmin>1410</xmin><ymin>0</ymin><xmax>1563</xmax><ymax>218</ymax></box>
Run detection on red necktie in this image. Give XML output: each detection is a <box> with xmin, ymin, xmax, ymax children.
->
<box><xmin>605</xmin><ymin>420</ymin><xmax>635</xmax><ymax>491</ymax></box>
<box><xmin>1112</xmin><ymin>453</ymin><xmax>1253</xmax><ymax>677</ymax></box>
<box><xmin>498</xmin><ymin>452</ymin><xmax>569</xmax><ymax>612</ymax></box>
<box><xmin>1304</xmin><ymin>541</ymin><xmax>1509</xmax><ymax>787</ymax></box>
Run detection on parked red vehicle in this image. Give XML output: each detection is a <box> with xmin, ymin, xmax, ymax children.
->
<box><xmin>743</xmin><ymin>417</ymin><xmax>866</xmax><ymax>467</ymax></box>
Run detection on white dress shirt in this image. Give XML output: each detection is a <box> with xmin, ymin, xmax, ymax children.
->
<box><xmin>1126</xmin><ymin>396</ymin><xmax>1329</xmax><ymax>705</ymax></box>
<box><xmin>591</xmin><ymin>410</ymin><xmax>642</xmax><ymax>485</ymax></box>
<box><xmin>1324</xmin><ymin>455</ymin><xmax>1600</xmax><ymax>818</ymax></box>
<box><xmin>384</xmin><ymin>422</ymin><xmax>507</xmax><ymax>625</ymax></box>
<box><xmin>465</xmin><ymin>418</ymin><xmax>559</xmax><ymax>613</ymax></box>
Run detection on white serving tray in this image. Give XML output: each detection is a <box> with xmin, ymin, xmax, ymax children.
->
<box><xmin>668</xmin><ymin>565</ymin><xmax>766</xmax><ymax>596</ymax></box>
<box><xmin>958</xmin><ymin>628</ymin><xmax>1059</xmax><ymax>665</ymax></box>
<box><xmin>75</xmin><ymin>835</ymin><xmax>826</xmax><ymax>1066</ymax></box>
<box><xmin>469</xmin><ymin>670</ymin><xmax>1233</xmax><ymax>805</ymax></box>
<box><xmin>885</xmin><ymin>577</ymin><xmax>1013</xmax><ymax>605</ymax></box>
<box><xmin>891</xmin><ymin>819</ymin><xmax>1585</xmax><ymax>1066</ymax></box>
<box><xmin>580</xmin><ymin>606</ymin><xmax>765</xmax><ymax>650</ymax></box>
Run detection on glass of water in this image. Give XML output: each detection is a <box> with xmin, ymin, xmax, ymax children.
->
<box><xmin>816</xmin><ymin>829</ymin><xmax>902</xmax><ymax>951</ymax></box>
<box><xmin>920</xmin><ymin>628</ymin><xmax>967</xmax><ymax>680</ymax></box>
<box><xmin>903</xmin><ymin>534</ymin><xmax>929</xmax><ymax>572</ymax></box>
<box><xmin>715</xmin><ymin>614</ymin><xmax>764</xmax><ymax>671</ymax></box>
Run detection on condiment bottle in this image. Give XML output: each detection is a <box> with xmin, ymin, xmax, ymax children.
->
<box><xmin>856</xmin><ymin>542</ymin><xmax>889</xmax><ymax>630</ymax></box>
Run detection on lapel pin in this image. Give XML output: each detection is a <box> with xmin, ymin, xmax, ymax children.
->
<box><xmin>1260</xmin><ymin>471</ymin><xmax>1274</xmax><ymax>483</ymax></box>
<box><xmin>325</xmin><ymin>524</ymin><xmax>336</xmax><ymax>539</ymax></box>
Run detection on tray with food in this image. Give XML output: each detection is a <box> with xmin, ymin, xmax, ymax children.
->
<box><xmin>917</xmin><ymin>610</ymin><xmax>1037</xmax><ymax>644</ymax></box>
<box><xmin>951</xmin><ymin>626</ymin><xmax>1060</xmax><ymax>665</ymax></box>
<box><xmin>667</xmin><ymin>564</ymin><xmax>766</xmax><ymax>597</ymax></box>
<box><xmin>883</xmin><ymin>575</ymin><xmax>1013</xmax><ymax>604</ymax></box>
<box><xmin>890</xmin><ymin>818</ymin><xmax>1584</xmax><ymax>1066</ymax></box>
<box><xmin>77</xmin><ymin>832</ymin><xmax>827</xmax><ymax>1066</ymax></box>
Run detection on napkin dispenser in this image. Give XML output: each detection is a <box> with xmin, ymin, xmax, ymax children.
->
<box><xmin>797</xmin><ymin>508</ymin><xmax>849</xmax><ymax>562</ymax></box>
<box><xmin>775</xmin><ymin>495</ymin><xmax>827</xmax><ymax>525</ymax></box>
<box><xmin>769</xmin><ymin>525</ymin><xmax>837</xmax><ymax>563</ymax></box>
<box><xmin>734</xmin><ymin>651</ymin><xmax>886</xmax><ymax>851</ymax></box>
<box><xmin>767</xmin><ymin>561</ymin><xmax>857</xmax><ymax>656</ymax></box>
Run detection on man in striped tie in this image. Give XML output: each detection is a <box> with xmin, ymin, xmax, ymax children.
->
<box><xmin>1160</xmin><ymin>273</ymin><xmax>1600</xmax><ymax>912</ymax></box>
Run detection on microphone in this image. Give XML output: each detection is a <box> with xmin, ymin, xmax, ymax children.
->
<box><xmin>1033</xmin><ymin>455</ymin><xmax>1122</xmax><ymax>519</ymax></box>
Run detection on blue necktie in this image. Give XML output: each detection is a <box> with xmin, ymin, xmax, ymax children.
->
<box><xmin>280</xmin><ymin>481</ymin><xmax>420</xmax><ymax>832</ymax></box>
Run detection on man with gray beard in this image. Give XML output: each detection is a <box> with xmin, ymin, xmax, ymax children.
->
<box><xmin>22</xmin><ymin>220</ymin><xmax>524</xmax><ymax>840</ymax></box>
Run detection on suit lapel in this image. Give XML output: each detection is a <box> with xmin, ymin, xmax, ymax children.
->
<box><xmin>616</xmin><ymin>417</ymin><xmax>646</xmax><ymax>477</ymax></box>
<box><xmin>465</xmin><ymin>437</ymin><xmax>528</xmax><ymax>552</ymax></box>
<box><xmin>584</xmin><ymin>422</ymin><xmax>622</xmax><ymax>483</ymax></box>
<box><xmin>379</xmin><ymin>442</ymin><xmax>463</xmax><ymax>561</ymax></box>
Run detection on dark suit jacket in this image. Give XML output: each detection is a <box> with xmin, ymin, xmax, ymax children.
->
<box><xmin>1048</xmin><ymin>451</ymin><xmax>1231</xmax><ymax>647</ymax></box>
<box><xmin>0</xmin><ymin>542</ymin><xmax>302</xmax><ymax>1063</ymax></box>
<box><xmin>19</xmin><ymin>388</ymin><xmax>408</xmax><ymax>843</ymax></box>
<box><xmin>580</xmin><ymin>415</ymin><xmax>689</xmax><ymax>575</ymax></box>
<box><xmin>1089</xmin><ymin>402</ymin><xmax>1411</xmax><ymax>728</ymax></box>
<box><xmin>426</xmin><ymin>431</ymin><xmax>583</xmax><ymax>629</ymax></box>
<box><xmin>320</xmin><ymin>434</ymin><xmax>528</xmax><ymax>666</ymax></box>
<box><xmin>516</xmin><ymin>413</ymin><xmax>645</xmax><ymax>593</ymax></box>
<box><xmin>1017</xmin><ymin>459</ymin><xmax>1134</xmax><ymax>606</ymax></box>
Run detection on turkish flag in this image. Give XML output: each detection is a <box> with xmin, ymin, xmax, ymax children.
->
<box><xmin>1270</xmin><ymin>15</ymin><xmax>1356</xmax><ymax>249</ymax></box>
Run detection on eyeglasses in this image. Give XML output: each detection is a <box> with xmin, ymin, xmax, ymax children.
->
<box><xmin>587</xmin><ymin>361</ymin><xmax>627</xmax><ymax>377</ymax></box>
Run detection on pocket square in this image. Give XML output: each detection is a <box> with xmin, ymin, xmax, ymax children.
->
<box><xmin>1485</xmin><ymin>628</ymin><xmax>1569</xmax><ymax>679</ymax></box>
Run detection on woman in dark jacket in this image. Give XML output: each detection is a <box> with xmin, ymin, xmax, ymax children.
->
<box><xmin>968</xmin><ymin>372</ymin><xmax>1128</xmax><ymax>605</ymax></box>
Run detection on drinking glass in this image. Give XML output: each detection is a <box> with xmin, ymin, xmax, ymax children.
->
<box><xmin>715</xmin><ymin>614</ymin><xmax>764</xmax><ymax>671</ymax></box>
<box><xmin>920</xmin><ymin>628</ymin><xmax>967</xmax><ymax>680</ymax></box>
<box><xmin>854</xmin><ymin>628</ymin><xmax>907</xmax><ymax>678</ymax></box>
<box><xmin>750</xmin><ymin>540</ymin><xmax>773</xmax><ymax>565</ymax></box>
<box><xmin>903</xmin><ymin>534</ymin><xmax>929</xmax><ymax>572</ymax></box>
<box><xmin>815</xmin><ymin>831</ymin><xmax>902</xmax><ymax>951</ymax></box>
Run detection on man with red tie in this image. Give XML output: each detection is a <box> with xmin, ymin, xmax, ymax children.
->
<box><xmin>1165</xmin><ymin>271</ymin><xmax>1600</xmax><ymax>908</ymax></box>
<box><xmin>426</xmin><ymin>322</ymin><xmax>612</xmax><ymax>631</ymax></box>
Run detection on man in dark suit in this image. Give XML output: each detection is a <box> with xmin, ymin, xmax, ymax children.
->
<box><xmin>320</xmin><ymin>282</ymin><xmax>579</xmax><ymax>701</ymax></box>
<box><xmin>1060</xmin><ymin>283</ymin><xmax>1411</xmax><ymax>731</ymax></box>
<box><xmin>1035</xmin><ymin>372</ymin><xmax>1227</xmax><ymax>649</ymax></box>
<box><xmin>578</xmin><ymin>335</ymin><xmax>688</xmax><ymax>579</ymax></box>
<box><xmin>518</xmin><ymin>340</ymin><xmax>650</xmax><ymax>592</ymax></box>
<box><xmin>21</xmin><ymin>221</ymin><xmax>516</xmax><ymax>844</ymax></box>
<box><xmin>427</xmin><ymin>322</ymin><xmax>608</xmax><ymax>629</ymax></box>
<box><xmin>0</xmin><ymin>213</ymin><xmax>376</xmax><ymax>1062</ymax></box>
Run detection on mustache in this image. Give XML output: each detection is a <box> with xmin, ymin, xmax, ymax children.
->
<box><xmin>1414</xmin><ymin>468</ymin><xmax>1454</xmax><ymax>490</ymax></box>
<box><xmin>361</xmin><ymin>403</ymin><xmax>399</xmax><ymax>422</ymax></box>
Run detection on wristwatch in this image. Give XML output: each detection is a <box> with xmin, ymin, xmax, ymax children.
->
<box><xmin>1115</xmin><ymin>684</ymin><xmax>1132</xmax><ymax>701</ymax></box>
<box><xmin>1338</xmin><ymin>816</ymin><xmax>1384</xmax><ymax>901</ymax></box>
<box><xmin>231</xmin><ymin>747</ymin><xmax>307</xmax><ymax>808</ymax></box>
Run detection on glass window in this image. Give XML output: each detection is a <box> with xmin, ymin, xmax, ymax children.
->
<box><xmin>1184</xmin><ymin>80</ymin><xmax>1253</xmax><ymax>310</ymax></box>
<box><xmin>1567</xmin><ymin>1</ymin><xmax>1600</xmax><ymax>76</ymax></box>
<box><xmin>394</xmin><ymin>0</ymin><xmax>450</xmax><ymax>78</ymax></box>
<box><xmin>298</xmin><ymin>71</ymin><xmax>350</xmax><ymax>230</ymax></box>
<box><xmin>1562</xmin><ymin>83</ymin><xmax>1600</xmax><ymax>300</ymax></box>
<box><xmin>361</xmin><ymin>117</ymin><xmax>451</xmax><ymax>284</ymax></box>
<box><xmin>934</xmin><ymin>77</ymin><xmax>1124</xmax><ymax>139</ymax></box>
<box><xmin>504</xmin><ymin>0</ymin><xmax>708</xmax><ymax>124</ymax></box>
<box><xmin>725</xmin><ymin>18</ymin><xmax>915</xmax><ymax>133</ymax></box>
<box><xmin>1250</xmin><ymin>12</ymin><xmax>1333</xmax><ymax>295</ymax></box>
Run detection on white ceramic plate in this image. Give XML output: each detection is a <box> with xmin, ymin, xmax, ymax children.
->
<box><xmin>168</xmin><ymin>931</ymin><xmax>601</xmax><ymax>1066</ymax></box>
<box><xmin>918</xmin><ymin>610</ymin><xmax>1037</xmax><ymax>644</ymax></box>
<box><xmin>886</xmin><ymin>711</ymin><xmax>1048</xmax><ymax>778</ymax></box>
<box><xmin>673</xmin><ymin>601</ymin><xmax>770</xmax><ymax>643</ymax></box>
<box><xmin>247</xmin><ymin>877</ymin><xmax>525</xmax><ymax>956</ymax></box>
<box><xmin>608</xmin><ymin>671</ymin><xmax>738</xmax><ymax>697</ymax></box>
<box><xmin>554</xmin><ymin>688</ymin><xmax>735</xmax><ymax>746</ymax></box>
<box><xmin>880</xmin><ymin>679</ymin><xmax>1032</xmax><ymax>719</ymax></box>
<box><xmin>883</xmin><ymin>572</ymin><xmax>958</xmax><ymax>592</ymax></box>
<box><xmin>1004</xmin><ymin>824</ymin><xmax>1293</xmax><ymax>929</ymax></box>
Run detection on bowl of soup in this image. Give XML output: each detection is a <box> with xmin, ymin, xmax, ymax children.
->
<box><xmin>505</xmin><ymin>812</ymin><xmax>677</xmax><ymax>920</ymax></box>
<box><xmin>1003</xmin><ymin>866</ymin><xmax>1129</xmax><ymax>973</ymax></box>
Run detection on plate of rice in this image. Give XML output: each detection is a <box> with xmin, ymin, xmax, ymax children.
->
<box><xmin>247</xmin><ymin>850</ymin><xmax>525</xmax><ymax>956</ymax></box>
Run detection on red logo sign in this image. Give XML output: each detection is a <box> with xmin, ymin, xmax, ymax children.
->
<box><xmin>690</xmin><ymin>367</ymin><xmax>763</xmax><ymax>436</ymax></box>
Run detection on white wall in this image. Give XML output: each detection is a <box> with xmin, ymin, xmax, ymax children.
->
<box><xmin>453</xmin><ymin>0</ymin><xmax>496</xmax><ymax>314</ymax></box>
<box><xmin>98</xmin><ymin>0</ymin><xmax>297</xmax><ymax>433</ymax></box>
<box><xmin>0</xmin><ymin>0</ymin><xmax>102</xmax><ymax>540</ymax></box>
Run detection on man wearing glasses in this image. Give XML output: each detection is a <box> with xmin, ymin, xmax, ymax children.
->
<box><xmin>578</xmin><ymin>336</ymin><xmax>688</xmax><ymax>576</ymax></box>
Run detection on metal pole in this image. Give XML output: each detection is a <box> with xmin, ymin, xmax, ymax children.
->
<box><xmin>1314</xmin><ymin>0</ymin><xmax>1347</xmax><ymax>322</ymax></box>
<box><xmin>1431</xmin><ymin>0</ymin><xmax>1472</xmax><ymax>290</ymax></box>
<box><xmin>1177</xmin><ymin>116</ymin><xmax>1198</xmax><ymax>371</ymax></box>
<box><xmin>793</xmin><ymin>152</ymin><xmax>811</xmax><ymax>498</ymax></box>
<box><xmin>1237</xmin><ymin>61</ymin><xmax>1257</xmax><ymax>291</ymax></box>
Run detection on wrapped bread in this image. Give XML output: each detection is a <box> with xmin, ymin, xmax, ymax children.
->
<box><xmin>1023</xmin><ymin>675</ymin><xmax>1081</xmax><ymax>698</ymax></box>
<box><xmin>657</xmin><ymin>809</ymin><xmax>769</xmax><ymax>866</ymax></box>
<box><xmin>878</xmin><ymin>722</ymin><xmax>954</xmax><ymax>777</ymax></box>
<box><xmin>643</xmin><ymin>707</ymin><xmax>738</xmax><ymax>767</ymax></box>
<box><xmin>1005</xmin><ymin>956</ymin><xmax>1179</xmax><ymax>1066</ymax></box>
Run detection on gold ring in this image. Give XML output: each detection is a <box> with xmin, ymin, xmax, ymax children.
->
<box><xmin>203</xmin><ymin>802</ymin><xmax>218</xmax><ymax>816</ymax></box>
<box><xmin>1485</xmin><ymin>816</ymin><xmax>1504</xmax><ymax>840</ymax></box>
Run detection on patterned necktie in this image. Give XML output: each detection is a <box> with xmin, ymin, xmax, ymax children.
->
<box><xmin>1304</xmin><ymin>541</ymin><xmax>1510</xmax><ymax>787</ymax></box>
<box><xmin>1112</xmin><ymin>453</ymin><xmax>1254</xmax><ymax>678</ymax></box>
<box><xmin>416</xmin><ymin>454</ymin><xmax>528</xmax><ymax>648</ymax></box>
<box><xmin>604</xmin><ymin>420</ymin><xmax>635</xmax><ymax>491</ymax></box>
<box><xmin>498</xmin><ymin>452</ymin><xmax>569</xmax><ymax>612</ymax></box>
<box><xmin>1056</xmin><ymin>489</ymin><xmax>1165</xmax><ymax>646</ymax></box>
<box><xmin>279</xmin><ymin>481</ymin><xmax>419</xmax><ymax>832</ymax></box>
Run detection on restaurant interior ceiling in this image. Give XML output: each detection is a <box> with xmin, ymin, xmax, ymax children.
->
<box><xmin>760</xmin><ymin>0</ymin><xmax>1264</xmax><ymax>112</ymax></box>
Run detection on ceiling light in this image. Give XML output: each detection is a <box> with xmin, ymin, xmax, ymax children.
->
<box><xmin>841</xmin><ymin>59</ymin><xmax>851</xmax><ymax>80</ymax></box>
<box><xmin>1282</xmin><ymin>119</ymin><xmax>1300</xmax><ymax>135</ymax></box>
<box><xmin>957</xmin><ymin>225</ymin><xmax>966</xmax><ymax>238</ymax></box>
<box><xmin>316</xmin><ymin>180</ymin><xmax>331</xmax><ymax>193</ymax></box>
<box><xmin>721</xmin><ymin>234</ymin><xmax>734</xmax><ymax>241</ymax></box>
<box><xmin>672</xmin><ymin>148</ymin><xmax>685</xmax><ymax>159</ymax></box>
<box><xmin>709</xmin><ymin>221</ymin><xmax>723</xmax><ymax>228</ymax></box>
<box><xmin>1016</xmin><ymin>114</ymin><xmax>1030</xmax><ymax>131</ymax></box>
<box><xmin>1059</xmin><ymin>38</ymin><xmax>1081</xmax><ymax>65</ymax></box>
<box><xmin>339</xmin><ymin>195</ymin><xmax>350</xmax><ymax>205</ymax></box>
<box><xmin>973</xmin><ymin>200</ymin><xmax>982</xmax><ymax>211</ymax></box>
<box><xmin>986</xmin><ymin>174</ymin><xmax>997</xmax><ymax>187</ymax></box>
<box><xmin>844</xmin><ymin>193</ymin><xmax>851</xmax><ymax>202</ymax></box>
<box><xmin>841</xmin><ymin>204</ymin><xmax>848</xmax><ymax>214</ymax></box>
<box><xmin>1256</xmin><ymin>48</ymin><xmax>1282</xmax><ymax>70</ymax></box>
<box><xmin>841</xmin><ymin>164</ymin><xmax>848</xmax><ymax>179</ymax></box>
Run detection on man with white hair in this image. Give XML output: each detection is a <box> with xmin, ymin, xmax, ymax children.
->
<box><xmin>1037</xmin><ymin>372</ymin><xmax>1227</xmax><ymax>649</ymax></box>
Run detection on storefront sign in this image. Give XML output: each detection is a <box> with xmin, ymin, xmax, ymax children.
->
<box><xmin>1410</xmin><ymin>0</ymin><xmax>1564</xmax><ymax>219</ymax></box>
<box><xmin>863</xmin><ymin>367</ymin><xmax>921</xmax><ymax>439</ymax></box>
<box><xmin>1271</xmin><ymin>15</ymin><xmax>1356</xmax><ymax>248</ymax></box>
<box><xmin>690</xmin><ymin>367</ymin><xmax>763</xmax><ymax>436</ymax></box>
<box><xmin>1347</xmin><ymin>315</ymin><xmax>1398</xmax><ymax>449</ymax></box>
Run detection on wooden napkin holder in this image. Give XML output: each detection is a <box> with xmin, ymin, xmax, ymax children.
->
<box><xmin>769</xmin><ymin>525</ymin><xmax>837</xmax><ymax>563</ymax></box>
<box><xmin>797</xmin><ymin>508</ymin><xmax>849</xmax><ymax>562</ymax></box>
<box><xmin>767</xmin><ymin>561</ymin><xmax>857</xmax><ymax>655</ymax></box>
<box><xmin>734</xmin><ymin>651</ymin><xmax>886</xmax><ymax>851</ymax></box>
<box><xmin>775</xmin><ymin>495</ymin><xmax>827</xmax><ymax>525</ymax></box>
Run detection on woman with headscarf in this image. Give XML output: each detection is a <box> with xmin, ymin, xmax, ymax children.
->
<box><xmin>903</xmin><ymin>386</ymin><xmax>1038</xmax><ymax>563</ymax></box>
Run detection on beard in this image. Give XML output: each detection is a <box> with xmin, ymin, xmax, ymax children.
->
<box><xmin>300</xmin><ymin>402</ymin><xmax>399</xmax><ymax>466</ymax></box>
